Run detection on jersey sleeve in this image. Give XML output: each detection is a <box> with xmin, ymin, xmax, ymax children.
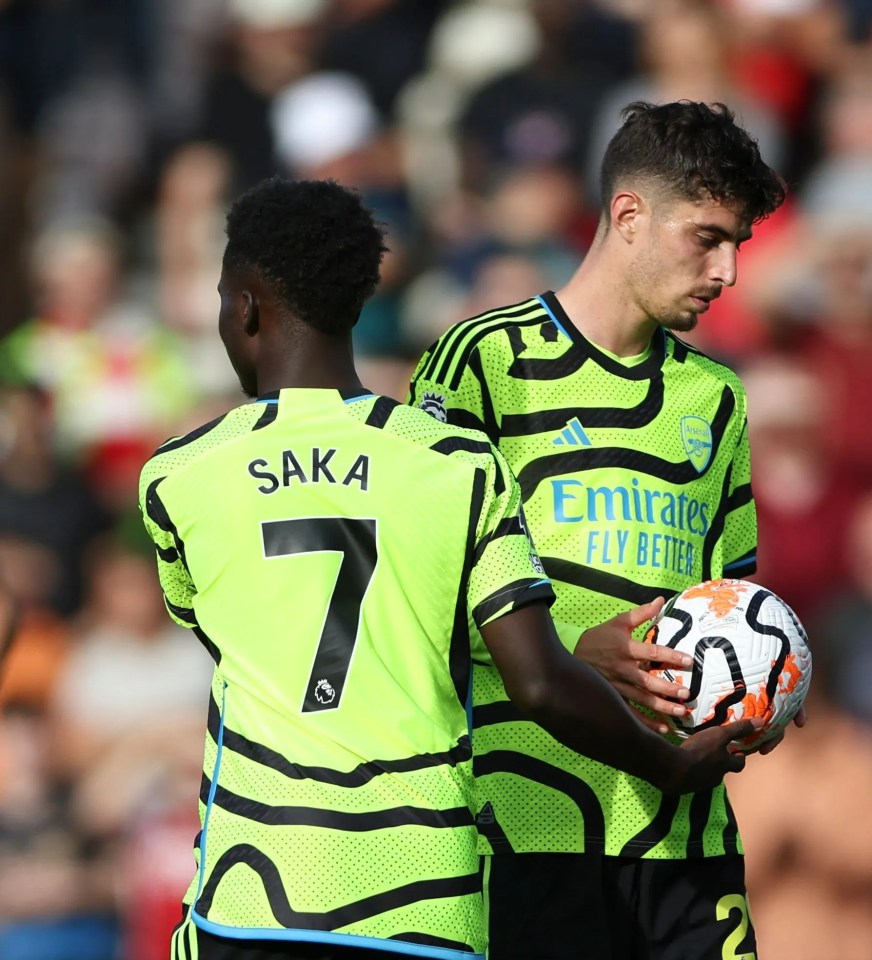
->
<box><xmin>138</xmin><ymin>466</ymin><xmax>199</xmax><ymax>629</ymax></box>
<box><xmin>721</xmin><ymin>388</ymin><xmax>757</xmax><ymax>578</ymax></box>
<box><xmin>467</xmin><ymin>446</ymin><xmax>555</xmax><ymax>630</ymax></box>
<box><xmin>408</xmin><ymin>335</ymin><xmax>497</xmax><ymax>443</ymax></box>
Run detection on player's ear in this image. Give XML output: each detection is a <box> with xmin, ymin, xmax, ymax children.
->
<box><xmin>242</xmin><ymin>291</ymin><xmax>259</xmax><ymax>337</ymax></box>
<box><xmin>611</xmin><ymin>190</ymin><xmax>645</xmax><ymax>244</ymax></box>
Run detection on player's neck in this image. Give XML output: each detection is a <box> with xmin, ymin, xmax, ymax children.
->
<box><xmin>555</xmin><ymin>253</ymin><xmax>658</xmax><ymax>358</ymax></box>
<box><xmin>256</xmin><ymin>335</ymin><xmax>366</xmax><ymax>394</ymax></box>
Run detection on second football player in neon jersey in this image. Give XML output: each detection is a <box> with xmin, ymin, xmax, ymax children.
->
<box><xmin>410</xmin><ymin>101</ymin><xmax>794</xmax><ymax>959</ymax></box>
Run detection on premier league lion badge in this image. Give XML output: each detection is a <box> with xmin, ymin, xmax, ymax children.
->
<box><xmin>420</xmin><ymin>391</ymin><xmax>448</xmax><ymax>422</ymax></box>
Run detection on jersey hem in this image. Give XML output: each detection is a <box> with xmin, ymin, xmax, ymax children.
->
<box><xmin>191</xmin><ymin>911</ymin><xmax>485</xmax><ymax>959</ymax></box>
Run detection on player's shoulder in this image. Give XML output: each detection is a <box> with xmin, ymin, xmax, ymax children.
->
<box><xmin>665</xmin><ymin>331</ymin><xmax>748</xmax><ymax>396</ymax></box>
<box><xmin>139</xmin><ymin>403</ymin><xmax>263</xmax><ymax>487</ymax></box>
<box><xmin>417</xmin><ymin>295</ymin><xmax>547</xmax><ymax>381</ymax></box>
<box><xmin>352</xmin><ymin>394</ymin><xmax>506</xmax><ymax>475</ymax></box>
<box><xmin>356</xmin><ymin>395</ymin><xmax>497</xmax><ymax>453</ymax></box>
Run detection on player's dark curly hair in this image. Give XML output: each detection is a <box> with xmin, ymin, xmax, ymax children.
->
<box><xmin>600</xmin><ymin>101</ymin><xmax>786</xmax><ymax>223</ymax></box>
<box><xmin>223</xmin><ymin>177</ymin><xmax>387</xmax><ymax>334</ymax></box>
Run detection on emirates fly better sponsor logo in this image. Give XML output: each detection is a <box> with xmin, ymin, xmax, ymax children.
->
<box><xmin>551</xmin><ymin>476</ymin><xmax>712</xmax><ymax>576</ymax></box>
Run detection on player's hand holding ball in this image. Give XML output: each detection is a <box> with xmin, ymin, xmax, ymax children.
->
<box><xmin>574</xmin><ymin>597</ymin><xmax>697</xmax><ymax>735</ymax></box>
<box><xmin>644</xmin><ymin>579</ymin><xmax>812</xmax><ymax>754</ymax></box>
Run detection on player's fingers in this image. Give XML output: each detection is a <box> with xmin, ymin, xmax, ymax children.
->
<box><xmin>725</xmin><ymin>751</ymin><xmax>747</xmax><ymax>773</ymax></box>
<box><xmin>638</xmin><ymin>694</ymin><xmax>690</xmax><ymax>718</ymax></box>
<box><xmin>620</xmin><ymin>682</ymin><xmax>689</xmax><ymax>718</ymax></box>
<box><xmin>622</xmin><ymin>597</ymin><xmax>665</xmax><ymax>630</ymax></box>
<box><xmin>628</xmin><ymin>705</ymin><xmax>671</xmax><ymax>735</ymax></box>
<box><xmin>637</xmin><ymin>670</ymin><xmax>691</xmax><ymax>702</ymax></box>
<box><xmin>632</xmin><ymin>643</ymin><xmax>693</xmax><ymax>670</ymax></box>
<box><xmin>720</xmin><ymin>717</ymin><xmax>763</xmax><ymax>746</ymax></box>
<box><xmin>690</xmin><ymin>723</ymin><xmax>753</xmax><ymax>772</ymax></box>
<box><xmin>793</xmin><ymin>706</ymin><xmax>808</xmax><ymax>728</ymax></box>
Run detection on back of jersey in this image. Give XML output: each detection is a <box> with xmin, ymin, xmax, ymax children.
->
<box><xmin>139</xmin><ymin>388</ymin><xmax>551</xmax><ymax>958</ymax></box>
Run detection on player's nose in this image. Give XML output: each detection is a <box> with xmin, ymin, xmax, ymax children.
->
<box><xmin>710</xmin><ymin>246</ymin><xmax>738</xmax><ymax>288</ymax></box>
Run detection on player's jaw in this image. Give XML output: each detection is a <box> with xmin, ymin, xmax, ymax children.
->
<box><xmin>658</xmin><ymin>286</ymin><xmax>722</xmax><ymax>332</ymax></box>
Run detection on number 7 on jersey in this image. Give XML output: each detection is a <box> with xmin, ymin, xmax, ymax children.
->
<box><xmin>262</xmin><ymin>517</ymin><xmax>378</xmax><ymax>713</ymax></box>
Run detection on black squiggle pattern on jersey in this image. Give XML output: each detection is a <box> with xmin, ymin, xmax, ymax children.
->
<box><xmin>514</xmin><ymin>385</ymin><xmax>735</xmax><ymax>500</ymax></box>
<box><xmin>195</xmin><ymin>843</ymin><xmax>480</xmax><ymax>936</ymax></box>
<box><xmin>505</xmin><ymin>324</ymin><xmax>589</xmax><ymax>382</ymax></box>
<box><xmin>619</xmin><ymin>795</ymin><xmax>681</xmax><ymax>856</ymax></box>
<box><xmin>200</xmin><ymin>777</ymin><xmax>474</xmax><ymax>830</ymax></box>
<box><xmin>542</xmin><ymin>557</ymin><xmax>679</xmax><ymax>606</ymax></box>
<box><xmin>474</xmin><ymin>749</ymin><xmax>606</xmax><ymax>852</ymax></box>
<box><xmin>205</xmin><ymin>693</ymin><xmax>472</xmax><ymax>785</ymax></box>
<box><xmin>500</xmin><ymin>376</ymin><xmax>664</xmax><ymax>438</ymax></box>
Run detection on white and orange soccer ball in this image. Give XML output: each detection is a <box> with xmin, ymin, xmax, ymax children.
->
<box><xmin>646</xmin><ymin>578</ymin><xmax>812</xmax><ymax>752</ymax></box>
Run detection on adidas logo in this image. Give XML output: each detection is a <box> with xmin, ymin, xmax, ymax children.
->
<box><xmin>552</xmin><ymin>417</ymin><xmax>592</xmax><ymax>446</ymax></box>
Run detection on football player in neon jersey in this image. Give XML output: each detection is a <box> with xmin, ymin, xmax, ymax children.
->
<box><xmin>139</xmin><ymin>176</ymin><xmax>757</xmax><ymax>960</ymax></box>
<box><xmin>409</xmin><ymin>101</ymin><xmax>796</xmax><ymax>959</ymax></box>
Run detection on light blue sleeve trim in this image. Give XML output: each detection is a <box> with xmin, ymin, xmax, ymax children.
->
<box><xmin>535</xmin><ymin>294</ymin><xmax>571</xmax><ymax>341</ymax></box>
<box><xmin>193</xmin><ymin>680</ymin><xmax>226</xmax><ymax>902</ymax></box>
<box><xmin>723</xmin><ymin>556</ymin><xmax>756</xmax><ymax>571</ymax></box>
<box><xmin>191</xmin><ymin>913</ymin><xmax>484</xmax><ymax>960</ymax></box>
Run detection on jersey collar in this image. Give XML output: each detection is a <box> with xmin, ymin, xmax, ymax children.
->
<box><xmin>253</xmin><ymin>387</ymin><xmax>373</xmax><ymax>404</ymax></box>
<box><xmin>538</xmin><ymin>290</ymin><xmax>666</xmax><ymax>381</ymax></box>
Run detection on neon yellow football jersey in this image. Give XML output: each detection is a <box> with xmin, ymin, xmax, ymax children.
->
<box><xmin>139</xmin><ymin>388</ymin><xmax>554</xmax><ymax>958</ymax></box>
<box><xmin>409</xmin><ymin>292</ymin><xmax>756</xmax><ymax>860</ymax></box>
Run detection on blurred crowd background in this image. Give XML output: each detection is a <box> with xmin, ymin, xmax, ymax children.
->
<box><xmin>0</xmin><ymin>0</ymin><xmax>871</xmax><ymax>957</ymax></box>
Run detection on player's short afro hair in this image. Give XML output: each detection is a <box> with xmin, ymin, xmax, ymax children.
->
<box><xmin>223</xmin><ymin>177</ymin><xmax>388</xmax><ymax>334</ymax></box>
<box><xmin>600</xmin><ymin>101</ymin><xmax>786</xmax><ymax>224</ymax></box>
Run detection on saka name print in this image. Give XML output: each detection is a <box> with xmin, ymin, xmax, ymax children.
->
<box><xmin>248</xmin><ymin>447</ymin><xmax>371</xmax><ymax>493</ymax></box>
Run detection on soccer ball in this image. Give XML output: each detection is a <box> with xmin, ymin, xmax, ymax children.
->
<box><xmin>645</xmin><ymin>579</ymin><xmax>812</xmax><ymax>751</ymax></box>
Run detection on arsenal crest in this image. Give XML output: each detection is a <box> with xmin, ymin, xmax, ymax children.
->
<box><xmin>680</xmin><ymin>416</ymin><xmax>713</xmax><ymax>473</ymax></box>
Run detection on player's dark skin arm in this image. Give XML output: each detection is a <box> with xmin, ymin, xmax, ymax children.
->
<box><xmin>481</xmin><ymin>601</ymin><xmax>759</xmax><ymax>797</ymax></box>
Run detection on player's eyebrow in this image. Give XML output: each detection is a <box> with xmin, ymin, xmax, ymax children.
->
<box><xmin>695</xmin><ymin>222</ymin><xmax>753</xmax><ymax>245</ymax></box>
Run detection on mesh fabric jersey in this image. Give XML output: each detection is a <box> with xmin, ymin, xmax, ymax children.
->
<box><xmin>409</xmin><ymin>292</ymin><xmax>756</xmax><ymax>860</ymax></box>
<box><xmin>138</xmin><ymin>388</ymin><xmax>554</xmax><ymax>958</ymax></box>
